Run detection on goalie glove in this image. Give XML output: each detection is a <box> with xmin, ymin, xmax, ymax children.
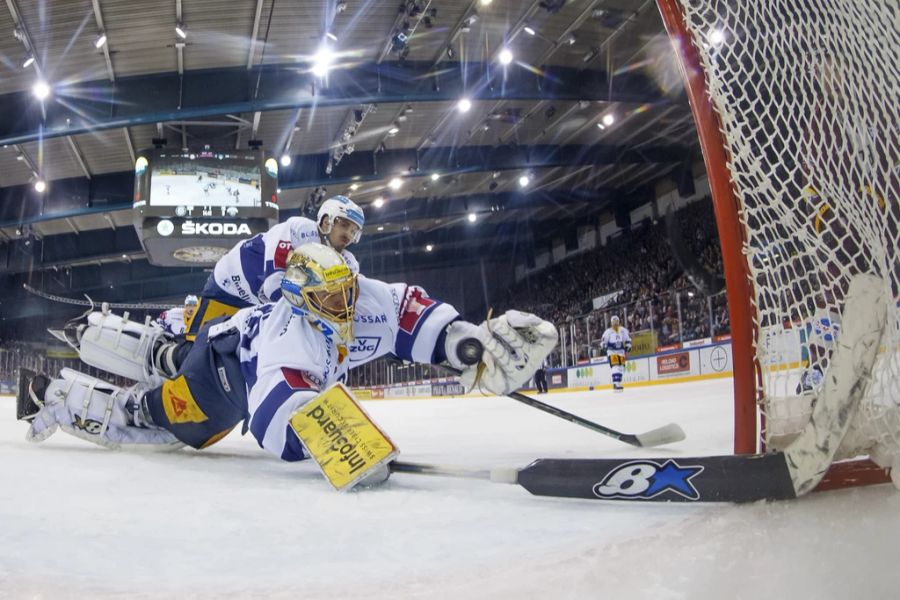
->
<box><xmin>444</xmin><ymin>310</ymin><xmax>558</xmax><ymax>395</ymax></box>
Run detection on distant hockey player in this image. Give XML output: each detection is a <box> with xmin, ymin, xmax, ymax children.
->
<box><xmin>17</xmin><ymin>243</ymin><xmax>558</xmax><ymax>489</ymax></box>
<box><xmin>165</xmin><ymin>184</ymin><xmax>171</xmax><ymax>196</ymax></box>
<box><xmin>182</xmin><ymin>195</ymin><xmax>365</xmax><ymax>341</ymax></box>
<box><xmin>600</xmin><ymin>315</ymin><xmax>632</xmax><ymax>392</ymax></box>
<box><xmin>155</xmin><ymin>295</ymin><xmax>200</xmax><ymax>336</ymax></box>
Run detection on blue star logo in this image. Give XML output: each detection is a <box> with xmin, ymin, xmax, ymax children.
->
<box><xmin>645</xmin><ymin>460</ymin><xmax>704</xmax><ymax>499</ymax></box>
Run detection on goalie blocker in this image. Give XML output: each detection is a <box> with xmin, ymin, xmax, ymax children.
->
<box><xmin>289</xmin><ymin>383</ymin><xmax>398</xmax><ymax>491</ymax></box>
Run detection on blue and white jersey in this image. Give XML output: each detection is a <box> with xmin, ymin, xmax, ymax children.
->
<box><xmin>223</xmin><ymin>277</ymin><xmax>458</xmax><ymax>461</ymax></box>
<box><xmin>210</xmin><ymin>217</ymin><xmax>360</xmax><ymax>306</ymax></box>
<box><xmin>155</xmin><ymin>307</ymin><xmax>187</xmax><ymax>335</ymax></box>
<box><xmin>600</xmin><ymin>326</ymin><xmax>632</xmax><ymax>356</ymax></box>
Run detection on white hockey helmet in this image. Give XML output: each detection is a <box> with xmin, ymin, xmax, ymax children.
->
<box><xmin>610</xmin><ymin>315</ymin><xmax>620</xmax><ymax>325</ymax></box>
<box><xmin>317</xmin><ymin>195</ymin><xmax>365</xmax><ymax>244</ymax></box>
<box><xmin>184</xmin><ymin>294</ymin><xmax>199</xmax><ymax>306</ymax></box>
<box><xmin>281</xmin><ymin>243</ymin><xmax>358</xmax><ymax>343</ymax></box>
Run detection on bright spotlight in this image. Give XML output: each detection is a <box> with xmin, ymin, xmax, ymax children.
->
<box><xmin>498</xmin><ymin>48</ymin><xmax>513</xmax><ymax>65</ymax></box>
<box><xmin>388</xmin><ymin>177</ymin><xmax>403</xmax><ymax>190</ymax></box>
<box><xmin>596</xmin><ymin>122</ymin><xmax>606</xmax><ymax>130</ymax></box>
<box><xmin>479</xmin><ymin>0</ymin><xmax>492</xmax><ymax>5</ymax></box>
<box><xmin>175</xmin><ymin>23</ymin><xmax>187</xmax><ymax>39</ymax></box>
<box><xmin>326</xmin><ymin>32</ymin><xmax>338</xmax><ymax>42</ymax></box>
<box><xmin>377</xmin><ymin>225</ymin><xmax>384</xmax><ymax>231</ymax></box>
<box><xmin>467</xmin><ymin>212</ymin><xmax>477</xmax><ymax>223</ymax></box>
<box><xmin>22</xmin><ymin>54</ymin><xmax>35</xmax><ymax>68</ymax></box>
<box><xmin>280</xmin><ymin>154</ymin><xmax>292</xmax><ymax>167</ymax></box>
<box><xmin>312</xmin><ymin>46</ymin><xmax>335</xmax><ymax>77</ymax></box>
<box><xmin>425</xmin><ymin>244</ymin><xmax>434</xmax><ymax>252</ymax></box>
<box><xmin>709</xmin><ymin>29</ymin><xmax>725</xmax><ymax>46</ymax></box>
<box><xmin>34</xmin><ymin>180</ymin><xmax>46</xmax><ymax>193</ymax></box>
<box><xmin>523</xmin><ymin>26</ymin><xmax>536</xmax><ymax>36</ymax></box>
<box><xmin>95</xmin><ymin>34</ymin><xmax>107</xmax><ymax>49</ymax></box>
<box><xmin>518</xmin><ymin>174</ymin><xmax>531</xmax><ymax>188</ymax></box>
<box><xmin>388</xmin><ymin>126</ymin><xmax>400</xmax><ymax>135</ymax></box>
<box><xmin>373</xmin><ymin>197</ymin><xmax>385</xmax><ymax>208</ymax></box>
<box><xmin>430</xmin><ymin>173</ymin><xmax>440</xmax><ymax>181</ymax></box>
<box><xmin>457</xmin><ymin>98</ymin><xmax>472</xmax><ymax>113</ymax></box>
<box><xmin>32</xmin><ymin>81</ymin><xmax>51</xmax><ymax>100</ymax></box>
<box><xmin>349</xmin><ymin>183</ymin><xmax>359</xmax><ymax>191</ymax></box>
<box><xmin>602</xmin><ymin>113</ymin><xmax>615</xmax><ymax>126</ymax></box>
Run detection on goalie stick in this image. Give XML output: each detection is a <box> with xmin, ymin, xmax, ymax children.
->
<box><xmin>454</xmin><ymin>338</ymin><xmax>685</xmax><ymax>448</ymax></box>
<box><xmin>393</xmin><ymin>274</ymin><xmax>891</xmax><ymax>502</ymax></box>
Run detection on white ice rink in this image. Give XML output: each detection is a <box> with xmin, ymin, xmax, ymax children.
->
<box><xmin>151</xmin><ymin>174</ymin><xmax>261</xmax><ymax>209</ymax></box>
<box><xmin>2</xmin><ymin>377</ymin><xmax>898</xmax><ymax>599</ymax></box>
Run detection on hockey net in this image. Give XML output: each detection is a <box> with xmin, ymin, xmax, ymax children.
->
<box><xmin>657</xmin><ymin>0</ymin><xmax>900</xmax><ymax>486</ymax></box>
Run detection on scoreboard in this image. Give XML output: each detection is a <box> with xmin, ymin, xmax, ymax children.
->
<box><xmin>133</xmin><ymin>148</ymin><xmax>279</xmax><ymax>266</ymax></box>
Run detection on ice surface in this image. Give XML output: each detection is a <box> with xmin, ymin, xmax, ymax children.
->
<box><xmin>1</xmin><ymin>378</ymin><xmax>898</xmax><ymax>599</ymax></box>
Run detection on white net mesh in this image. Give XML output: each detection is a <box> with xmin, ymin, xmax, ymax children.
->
<box><xmin>672</xmin><ymin>0</ymin><xmax>899</xmax><ymax>462</ymax></box>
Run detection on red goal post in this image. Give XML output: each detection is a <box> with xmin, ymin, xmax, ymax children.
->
<box><xmin>655</xmin><ymin>0</ymin><xmax>898</xmax><ymax>489</ymax></box>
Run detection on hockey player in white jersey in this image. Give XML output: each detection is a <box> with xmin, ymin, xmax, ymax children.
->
<box><xmin>18</xmin><ymin>243</ymin><xmax>558</xmax><ymax>489</ymax></box>
<box><xmin>183</xmin><ymin>195</ymin><xmax>365</xmax><ymax>340</ymax></box>
<box><xmin>600</xmin><ymin>315</ymin><xmax>632</xmax><ymax>392</ymax></box>
<box><xmin>154</xmin><ymin>295</ymin><xmax>199</xmax><ymax>336</ymax></box>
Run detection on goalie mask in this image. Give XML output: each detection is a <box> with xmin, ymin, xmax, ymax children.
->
<box><xmin>318</xmin><ymin>195</ymin><xmax>365</xmax><ymax>245</ymax></box>
<box><xmin>280</xmin><ymin>243</ymin><xmax>358</xmax><ymax>343</ymax></box>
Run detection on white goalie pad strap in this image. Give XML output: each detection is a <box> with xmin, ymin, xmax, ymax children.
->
<box><xmin>27</xmin><ymin>370</ymin><xmax>182</xmax><ymax>451</ymax></box>
<box><xmin>79</xmin><ymin>311</ymin><xmax>170</xmax><ymax>384</ymax></box>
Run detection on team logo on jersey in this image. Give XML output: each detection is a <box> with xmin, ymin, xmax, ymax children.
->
<box><xmin>274</xmin><ymin>240</ymin><xmax>292</xmax><ymax>269</ymax></box>
<box><xmin>349</xmin><ymin>336</ymin><xmax>381</xmax><ymax>362</ymax></box>
<box><xmin>592</xmin><ymin>459</ymin><xmax>704</xmax><ymax>501</ymax></box>
<box><xmin>399</xmin><ymin>288</ymin><xmax>436</xmax><ymax>334</ymax></box>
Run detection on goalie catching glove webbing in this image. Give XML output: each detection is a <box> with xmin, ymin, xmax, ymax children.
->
<box><xmin>444</xmin><ymin>310</ymin><xmax>558</xmax><ymax>395</ymax></box>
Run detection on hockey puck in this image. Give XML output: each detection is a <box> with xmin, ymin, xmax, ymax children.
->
<box><xmin>457</xmin><ymin>338</ymin><xmax>484</xmax><ymax>366</ymax></box>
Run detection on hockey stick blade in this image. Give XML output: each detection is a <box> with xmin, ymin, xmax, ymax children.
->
<box><xmin>515</xmin><ymin>454</ymin><xmax>798</xmax><ymax>503</ymax></box>
<box><xmin>390</xmin><ymin>454</ymin><xmax>799</xmax><ymax>502</ymax></box>
<box><xmin>633</xmin><ymin>423</ymin><xmax>686</xmax><ymax>447</ymax></box>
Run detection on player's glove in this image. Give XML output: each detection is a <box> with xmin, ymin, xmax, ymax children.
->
<box><xmin>445</xmin><ymin>310</ymin><xmax>558</xmax><ymax>395</ymax></box>
<box><xmin>625</xmin><ymin>341</ymin><xmax>632</xmax><ymax>353</ymax></box>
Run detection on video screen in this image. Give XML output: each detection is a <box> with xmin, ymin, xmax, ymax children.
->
<box><xmin>148</xmin><ymin>151</ymin><xmax>268</xmax><ymax>208</ymax></box>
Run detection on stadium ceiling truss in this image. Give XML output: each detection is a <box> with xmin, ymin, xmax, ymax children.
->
<box><xmin>0</xmin><ymin>0</ymin><xmax>700</xmax><ymax>304</ymax></box>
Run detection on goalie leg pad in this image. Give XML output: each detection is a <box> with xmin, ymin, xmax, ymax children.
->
<box><xmin>289</xmin><ymin>383</ymin><xmax>398</xmax><ymax>491</ymax></box>
<box><xmin>26</xmin><ymin>368</ymin><xmax>182</xmax><ymax>450</ymax></box>
<box><xmin>78</xmin><ymin>310</ymin><xmax>172</xmax><ymax>384</ymax></box>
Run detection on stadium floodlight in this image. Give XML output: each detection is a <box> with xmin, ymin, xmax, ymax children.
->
<box><xmin>596</xmin><ymin>122</ymin><xmax>606</xmax><ymax>130</ymax></box>
<box><xmin>430</xmin><ymin>173</ymin><xmax>440</xmax><ymax>181</ymax></box>
<box><xmin>457</xmin><ymin>98</ymin><xmax>472</xmax><ymax>113</ymax></box>
<box><xmin>388</xmin><ymin>177</ymin><xmax>403</xmax><ymax>190</ymax></box>
<box><xmin>311</xmin><ymin>46</ymin><xmax>335</xmax><ymax>77</ymax></box>
<box><xmin>388</xmin><ymin>125</ymin><xmax>400</xmax><ymax>135</ymax></box>
<box><xmin>34</xmin><ymin>180</ymin><xmax>46</xmax><ymax>193</ymax></box>
<box><xmin>22</xmin><ymin>53</ymin><xmax>35</xmax><ymax>68</ymax></box>
<box><xmin>479</xmin><ymin>0</ymin><xmax>492</xmax><ymax>5</ymax></box>
<box><xmin>467</xmin><ymin>212</ymin><xmax>477</xmax><ymax>223</ymax></box>
<box><xmin>95</xmin><ymin>33</ymin><xmax>107</xmax><ymax>49</ymax></box>
<box><xmin>425</xmin><ymin>244</ymin><xmax>434</xmax><ymax>252</ymax></box>
<box><xmin>349</xmin><ymin>183</ymin><xmax>359</xmax><ymax>190</ymax></box>
<box><xmin>373</xmin><ymin>197</ymin><xmax>385</xmax><ymax>208</ymax></box>
<box><xmin>175</xmin><ymin>23</ymin><xmax>187</xmax><ymax>39</ymax></box>
<box><xmin>326</xmin><ymin>32</ymin><xmax>338</xmax><ymax>42</ymax></box>
<box><xmin>377</xmin><ymin>225</ymin><xmax>384</xmax><ymax>231</ymax></box>
<box><xmin>523</xmin><ymin>25</ymin><xmax>536</xmax><ymax>36</ymax></box>
<box><xmin>518</xmin><ymin>174</ymin><xmax>531</xmax><ymax>188</ymax></box>
<box><xmin>498</xmin><ymin>48</ymin><xmax>513</xmax><ymax>65</ymax></box>
<box><xmin>280</xmin><ymin>154</ymin><xmax>292</xmax><ymax>167</ymax></box>
<box><xmin>602</xmin><ymin>113</ymin><xmax>615</xmax><ymax>126</ymax></box>
<box><xmin>32</xmin><ymin>80</ymin><xmax>51</xmax><ymax>100</ymax></box>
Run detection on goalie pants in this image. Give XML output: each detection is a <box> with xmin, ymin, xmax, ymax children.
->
<box><xmin>183</xmin><ymin>277</ymin><xmax>254</xmax><ymax>341</ymax></box>
<box><xmin>145</xmin><ymin>318</ymin><xmax>249</xmax><ymax>449</ymax></box>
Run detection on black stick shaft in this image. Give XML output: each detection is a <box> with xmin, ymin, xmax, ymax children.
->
<box><xmin>505</xmin><ymin>390</ymin><xmax>639</xmax><ymax>445</ymax></box>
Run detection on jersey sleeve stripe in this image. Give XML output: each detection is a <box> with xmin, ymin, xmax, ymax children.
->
<box><xmin>249</xmin><ymin>380</ymin><xmax>294</xmax><ymax>446</ymax></box>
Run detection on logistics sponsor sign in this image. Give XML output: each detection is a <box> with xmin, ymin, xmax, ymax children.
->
<box><xmin>657</xmin><ymin>352</ymin><xmax>691</xmax><ymax>376</ymax></box>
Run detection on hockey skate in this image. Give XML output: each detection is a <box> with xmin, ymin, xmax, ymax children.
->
<box><xmin>613</xmin><ymin>384</ymin><xmax>624</xmax><ymax>393</ymax></box>
<box><xmin>16</xmin><ymin>368</ymin><xmax>50</xmax><ymax>422</ymax></box>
